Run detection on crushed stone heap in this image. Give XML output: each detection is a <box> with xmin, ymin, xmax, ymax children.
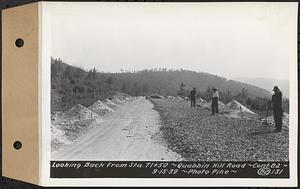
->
<box><xmin>225</xmin><ymin>100</ymin><xmax>255</xmax><ymax>114</ymax></box>
<box><xmin>59</xmin><ymin>104</ymin><xmax>102</xmax><ymax>122</ymax></box>
<box><xmin>113</xmin><ymin>91</ymin><xmax>131</xmax><ymax>101</ymax></box>
<box><xmin>51</xmin><ymin>104</ymin><xmax>103</xmax><ymax>152</ymax></box>
<box><xmin>112</xmin><ymin>97</ymin><xmax>125</xmax><ymax>104</ymax></box>
<box><xmin>88</xmin><ymin>100</ymin><xmax>114</xmax><ymax>116</ymax></box>
<box><xmin>219</xmin><ymin>100</ymin><xmax>256</xmax><ymax>119</ymax></box>
<box><xmin>176</xmin><ymin>96</ymin><xmax>184</xmax><ymax>100</ymax></box>
<box><xmin>104</xmin><ymin>98</ymin><xmax>118</xmax><ymax>108</ymax></box>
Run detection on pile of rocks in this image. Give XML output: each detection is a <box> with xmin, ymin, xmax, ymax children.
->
<box><xmin>225</xmin><ymin>100</ymin><xmax>255</xmax><ymax>114</ymax></box>
<box><xmin>59</xmin><ymin>104</ymin><xmax>102</xmax><ymax>122</ymax></box>
<box><xmin>51</xmin><ymin>104</ymin><xmax>103</xmax><ymax>151</ymax></box>
<box><xmin>51</xmin><ymin>111</ymin><xmax>62</xmax><ymax>121</ymax></box>
<box><xmin>104</xmin><ymin>98</ymin><xmax>118</xmax><ymax>109</ymax></box>
<box><xmin>111</xmin><ymin>97</ymin><xmax>125</xmax><ymax>105</ymax></box>
<box><xmin>51</xmin><ymin>92</ymin><xmax>133</xmax><ymax>152</ymax></box>
<box><xmin>88</xmin><ymin>100</ymin><xmax>114</xmax><ymax>116</ymax></box>
<box><xmin>220</xmin><ymin>100</ymin><xmax>256</xmax><ymax>119</ymax></box>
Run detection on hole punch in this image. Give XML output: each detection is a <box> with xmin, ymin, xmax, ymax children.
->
<box><xmin>13</xmin><ymin>141</ymin><xmax>22</xmax><ymax>150</ymax></box>
<box><xmin>15</xmin><ymin>38</ymin><xmax>24</xmax><ymax>48</ymax></box>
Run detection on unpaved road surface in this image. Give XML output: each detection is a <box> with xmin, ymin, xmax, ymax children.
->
<box><xmin>52</xmin><ymin>97</ymin><xmax>182</xmax><ymax>161</ymax></box>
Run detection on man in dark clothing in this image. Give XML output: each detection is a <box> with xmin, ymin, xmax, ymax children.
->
<box><xmin>211</xmin><ymin>88</ymin><xmax>219</xmax><ymax>115</ymax></box>
<box><xmin>190</xmin><ymin>88</ymin><xmax>197</xmax><ymax>107</ymax></box>
<box><xmin>271</xmin><ymin>86</ymin><xmax>283</xmax><ymax>132</ymax></box>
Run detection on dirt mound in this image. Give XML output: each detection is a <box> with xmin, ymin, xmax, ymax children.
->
<box><xmin>220</xmin><ymin>100</ymin><xmax>256</xmax><ymax>119</ymax></box>
<box><xmin>113</xmin><ymin>91</ymin><xmax>131</xmax><ymax>101</ymax></box>
<box><xmin>151</xmin><ymin>94</ymin><xmax>164</xmax><ymax>99</ymax></box>
<box><xmin>104</xmin><ymin>98</ymin><xmax>118</xmax><ymax>108</ymax></box>
<box><xmin>51</xmin><ymin>104</ymin><xmax>102</xmax><ymax>151</ymax></box>
<box><xmin>225</xmin><ymin>100</ymin><xmax>255</xmax><ymax>114</ymax></box>
<box><xmin>58</xmin><ymin>104</ymin><xmax>101</xmax><ymax>122</ymax></box>
<box><xmin>88</xmin><ymin>100</ymin><xmax>114</xmax><ymax>116</ymax></box>
<box><xmin>176</xmin><ymin>96</ymin><xmax>184</xmax><ymax>100</ymax></box>
<box><xmin>51</xmin><ymin>124</ymin><xmax>72</xmax><ymax>151</ymax></box>
<box><xmin>111</xmin><ymin>97</ymin><xmax>125</xmax><ymax>104</ymax></box>
<box><xmin>167</xmin><ymin>96</ymin><xmax>176</xmax><ymax>99</ymax></box>
<box><xmin>51</xmin><ymin>111</ymin><xmax>62</xmax><ymax>121</ymax></box>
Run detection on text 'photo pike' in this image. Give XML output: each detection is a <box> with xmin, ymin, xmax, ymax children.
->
<box><xmin>39</xmin><ymin>1</ymin><xmax>298</xmax><ymax>187</ymax></box>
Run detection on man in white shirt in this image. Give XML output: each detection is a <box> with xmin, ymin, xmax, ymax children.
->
<box><xmin>211</xmin><ymin>88</ymin><xmax>219</xmax><ymax>115</ymax></box>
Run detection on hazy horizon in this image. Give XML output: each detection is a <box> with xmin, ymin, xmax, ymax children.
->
<box><xmin>50</xmin><ymin>2</ymin><xmax>297</xmax><ymax>80</ymax></box>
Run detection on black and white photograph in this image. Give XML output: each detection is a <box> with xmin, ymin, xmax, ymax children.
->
<box><xmin>44</xmin><ymin>2</ymin><xmax>297</xmax><ymax>184</ymax></box>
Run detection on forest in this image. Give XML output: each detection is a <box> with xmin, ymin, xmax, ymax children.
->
<box><xmin>51</xmin><ymin>58</ymin><xmax>289</xmax><ymax>113</ymax></box>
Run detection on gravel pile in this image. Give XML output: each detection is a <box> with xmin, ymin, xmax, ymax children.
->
<box><xmin>88</xmin><ymin>100</ymin><xmax>114</xmax><ymax>116</ymax></box>
<box><xmin>51</xmin><ymin>111</ymin><xmax>62</xmax><ymax>121</ymax></box>
<box><xmin>112</xmin><ymin>97</ymin><xmax>125</xmax><ymax>104</ymax></box>
<box><xmin>167</xmin><ymin>96</ymin><xmax>176</xmax><ymax>99</ymax></box>
<box><xmin>104</xmin><ymin>98</ymin><xmax>119</xmax><ymax>109</ymax></box>
<box><xmin>225</xmin><ymin>100</ymin><xmax>255</xmax><ymax>114</ymax></box>
<box><xmin>51</xmin><ymin>124</ymin><xmax>72</xmax><ymax>151</ymax></box>
<box><xmin>113</xmin><ymin>91</ymin><xmax>131</xmax><ymax>101</ymax></box>
<box><xmin>220</xmin><ymin>100</ymin><xmax>256</xmax><ymax>119</ymax></box>
<box><xmin>151</xmin><ymin>99</ymin><xmax>288</xmax><ymax>161</ymax></box>
<box><xmin>59</xmin><ymin>104</ymin><xmax>102</xmax><ymax>122</ymax></box>
<box><xmin>176</xmin><ymin>96</ymin><xmax>184</xmax><ymax>100</ymax></box>
<box><xmin>51</xmin><ymin>104</ymin><xmax>102</xmax><ymax>151</ymax></box>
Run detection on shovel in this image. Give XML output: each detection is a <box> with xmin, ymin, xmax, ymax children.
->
<box><xmin>261</xmin><ymin>101</ymin><xmax>270</xmax><ymax>125</ymax></box>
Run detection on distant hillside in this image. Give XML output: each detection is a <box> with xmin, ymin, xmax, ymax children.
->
<box><xmin>234</xmin><ymin>77</ymin><xmax>289</xmax><ymax>98</ymax></box>
<box><xmin>108</xmin><ymin>69</ymin><xmax>271</xmax><ymax>99</ymax></box>
<box><xmin>51</xmin><ymin>58</ymin><xmax>272</xmax><ymax>112</ymax></box>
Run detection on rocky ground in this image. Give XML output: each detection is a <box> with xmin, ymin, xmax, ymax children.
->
<box><xmin>151</xmin><ymin>99</ymin><xmax>289</xmax><ymax>161</ymax></box>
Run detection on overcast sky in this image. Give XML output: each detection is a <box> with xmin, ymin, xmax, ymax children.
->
<box><xmin>49</xmin><ymin>2</ymin><xmax>297</xmax><ymax>80</ymax></box>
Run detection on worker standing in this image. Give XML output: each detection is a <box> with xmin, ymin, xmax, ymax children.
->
<box><xmin>211</xmin><ymin>88</ymin><xmax>219</xmax><ymax>115</ymax></box>
<box><xmin>190</xmin><ymin>88</ymin><xmax>197</xmax><ymax>107</ymax></box>
<box><xmin>271</xmin><ymin>86</ymin><xmax>283</xmax><ymax>132</ymax></box>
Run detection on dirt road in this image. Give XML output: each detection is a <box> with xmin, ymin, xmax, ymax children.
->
<box><xmin>52</xmin><ymin>97</ymin><xmax>182</xmax><ymax>161</ymax></box>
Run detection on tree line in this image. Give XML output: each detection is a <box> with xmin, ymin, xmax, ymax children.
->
<box><xmin>51</xmin><ymin>58</ymin><xmax>289</xmax><ymax>113</ymax></box>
